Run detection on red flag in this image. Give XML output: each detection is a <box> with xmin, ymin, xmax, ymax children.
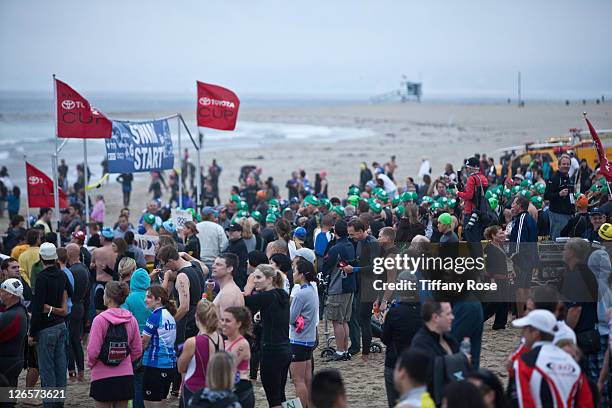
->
<box><xmin>26</xmin><ymin>162</ymin><xmax>68</xmax><ymax>208</ymax></box>
<box><xmin>55</xmin><ymin>78</ymin><xmax>112</xmax><ymax>138</ymax></box>
<box><xmin>584</xmin><ymin>114</ymin><xmax>612</xmax><ymax>182</ymax></box>
<box><xmin>196</xmin><ymin>81</ymin><xmax>240</xmax><ymax>130</ymax></box>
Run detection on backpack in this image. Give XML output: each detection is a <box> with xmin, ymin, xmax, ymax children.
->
<box><xmin>471</xmin><ymin>174</ymin><xmax>498</xmax><ymax>227</ymax></box>
<box><xmin>432</xmin><ymin>353</ymin><xmax>471</xmax><ymax>405</ymax></box>
<box><xmin>99</xmin><ymin>323</ymin><xmax>130</xmax><ymax>366</ymax></box>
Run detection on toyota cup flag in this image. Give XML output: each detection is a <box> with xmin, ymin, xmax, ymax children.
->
<box><xmin>196</xmin><ymin>81</ymin><xmax>240</xmax><ymax>131</ymax></box>
<box><xmin>26</xmin><ymin>162</ymin><xmax>68</xmax><ymax>208</ymax></box>
<box><xmin>55</xmin><ymin>78</ymin><xmax>112</xmax><ymax>139</ymax></box>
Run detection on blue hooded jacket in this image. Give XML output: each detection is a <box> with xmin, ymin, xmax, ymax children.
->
<box><xmin>121</xmin><ymin>268</ymin><xmax>152</xmax><ymax>333</ymax></box>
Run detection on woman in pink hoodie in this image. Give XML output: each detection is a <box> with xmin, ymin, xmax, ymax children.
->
<box><xmin>87</xmin><ymin>281</ymin><xmax>142</xmax><ymax>408</ymax></box>
<box><xmin>91</xmin><ymin>194</ymin><xmax>106</xmax><ymax>226</ymax></box>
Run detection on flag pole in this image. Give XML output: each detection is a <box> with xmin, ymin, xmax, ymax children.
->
<box><xmin>178</xmin><ymin>115</ymin><xmax>183</xmax><ymax>209</ymax></box>
<box><xmin>52</xmin><ymin>74</ymin><xmax>61</xmax><ymax>247</ymax></box>
<box><xmin>197</xmin><ymin>131</ymin><xmax>203</xmax><ymax>213</ymax></box>
<box><xmin>84</xmin><ymin>139</ymin><xmax>90</xmax><ymax>242</ymax></box>
<box><xmin>23</xmin><ymin>155</ymin><xmax>32</xmax><ymax>229</ymax></box>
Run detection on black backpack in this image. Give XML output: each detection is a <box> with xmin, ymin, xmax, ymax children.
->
<box><xmin>99</xmin><ymin>323</ymin><xmax>130</xmax><ymax>366</ymax></box>
<box><xmin>471</xmin><ymin>174</ymin><xmax>498</xmax><ymax>227</ymax></box>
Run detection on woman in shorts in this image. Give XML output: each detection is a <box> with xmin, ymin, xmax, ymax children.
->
<box><xmin>222</xmin><ymin>306</ymin><xmax>255</xmax><ymax>408</ymax></box>
<box><xmin>141</xmin><ymin>285</ymin><xmax>177</xmax><ymax>407</ymax></box>
<box><xmin>289</xmin><ymin>260</ymin><xmax>319</xmax><ymax>408</ymax></box>
<box><xmin>87</xmin><ymin>281</ymin><xmax>142</xmax><ymax>408</ymax></box>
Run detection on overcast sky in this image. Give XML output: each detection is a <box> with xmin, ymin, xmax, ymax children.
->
<box><xmin>1</xmin><ymin>0</ymin><xmax>611</xmax><ymax>99</ymax></box>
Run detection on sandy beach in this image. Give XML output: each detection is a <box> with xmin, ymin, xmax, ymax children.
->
<box><xmin>6</xmin><ymin>100</ymin><xmax>612</xmax><ymax>407</ymax></box>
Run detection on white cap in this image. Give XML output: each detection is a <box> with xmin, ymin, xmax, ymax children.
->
<box><xmin>1</xmin><ymin>278</ymin><xmax>24</xmax><ymax>299</ymax></box>
<box><xmin>512</xmin><ymin>309</ymin><xmax>558</xmax><ymax>335</ymax></box>
<box><xmin>39</xmin><ymin>242</ymin><xmax>58</xmax><ymax>261</ymax></box>
<box><xmin>295</xmin><ymin>248</ymin><xmax>316</xmax><ymax>265</ymax></box>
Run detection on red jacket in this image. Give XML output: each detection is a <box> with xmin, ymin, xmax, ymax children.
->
<box><xmin>514</xmin><ymin>342</ymin><xmax>593</xmax><ymax>408</ymax></box>
<box><xmin>456</xmin><ymin>172</ymin><xmax>488</xmax><ymax>215</ymax></box>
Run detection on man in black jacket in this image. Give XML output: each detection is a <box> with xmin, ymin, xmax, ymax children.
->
<box><xmin>343</xmin><ymin>219</ymin><xmax>381</xmax><ymax>361</ymax></box>
<box><xmin>544</xmin><ymin>154</ymin><xmax>575</xmax><ymax>240</ymax></box>
<box><xmin>224</xmin><ymin>223</ymin><xmax>248</xmax><ymax>290</ymax></box>
<box><xmin>410</xmin><ymin>300</ymin><xmax>460</xmax><ymax>405</ymax></box>
<box><xmin>381</xmin><ymin>270</ymin><xmax>422</xmax><ymax>408</ymax></box>
<box><xmin>29</xmin><ymin>242</ymin><xmax>71</xmax><ymax>400</ymax></box>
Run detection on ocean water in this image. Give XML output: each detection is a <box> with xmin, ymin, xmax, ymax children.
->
<box><xmin>0</xmin><ymin>92</ymin><xmax>373</xmax><ymax>184</ymax></box>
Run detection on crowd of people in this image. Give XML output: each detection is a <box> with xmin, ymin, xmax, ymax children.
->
<box><xmin>0</xmin><ymin>148</ymin><xmax>612</xmax><ymax>408</ymax></box>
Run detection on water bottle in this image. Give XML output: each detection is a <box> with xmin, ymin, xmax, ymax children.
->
<box><xmin>460</xmin><ymin>337</ymin><xmax>471</xmax><ymax>356</ymax></box>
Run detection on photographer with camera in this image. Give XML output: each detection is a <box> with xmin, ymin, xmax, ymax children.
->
<box><xmin>544</xmin><ymin>154</ymin><xmax>575</xmax><ymax>240</ymax></box>
<box><xmin>456</xmin><ymin>157</ymin><xmax>489</xmax><ymax>259</ymax></box>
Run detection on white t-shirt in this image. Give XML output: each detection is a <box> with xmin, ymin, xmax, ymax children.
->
<box><xmin>377</xmin><ymin>173</ymin><xmax>397</xmax><ymax>193</ymax></box>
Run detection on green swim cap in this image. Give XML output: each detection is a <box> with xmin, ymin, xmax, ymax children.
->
<box><xmin>369</xmin><ymin>201</ymin><xmax>383</xmax><ymax>214</ymax></box>
<box><xmin>421</xmin><ymin>196</ymin><xmax>434</xmax><ymax>204</ymax></box>
<box><xmin>348</xmin><ymin>186</ymin><xmax>360</xmax><ymax>196</ymax></box>
<box><xmin>320</xmin><ymin>198</ymin><xmax>332</xmax><ymax>210</ymax></box>
<box><xmin>392</xmin><ymin>197</ymin><xmax>401</xmax><ymax>207</ymax></box>
<box><xmin>519</xmin><ymin>190</ymin><xmax>531</xmax><ymax>199</ymax></box>
<box><xmin>230</xmin><ymin>194</ymin><xmax>241</xmax><ymax>203</ymax></box>
<box><xmin>447</xmin><ymin>198</ymin><xmax>457</xmax><ymax>209</ymax></box>
<box><xmin>333</xmin><ymin>205</ymin><xmax>345</xmax><ymax>217</ymax></box>
<box><xmin>488</xmin><ymin>197</ymin><xmax>498</xmax><ymax>210</ymax></box>
<box><xmin>395</xmin><ymin>205</ymin><xmax>405</xmax><ymax>217</ymax></box>
<box><xmin>438</xmin><ymin>212</ymin><xmax>452</xmax><ymax>225</ymax></box>
<box><xmin>531</xmin><ymin>195</ymin><xmax>543</xmax><ymax>209</ymax></box>
<box><xmin>144</xmin><ymin>213</ymin><xmax>155</xmax><ymax>225</ymax></box>
<box><xmin>250</xmin><ymin>211</ymin><xmax>262</xmax><ymax>222</ymax></box>
<box><xmin>268</xmin><ymin>198</ymin><xmax>279</xmax><ymax>207</ymax></box>
<box><xmin>535</xmin><ymin>182</ymin><xmax>546</xmax><ymax>195</ymax></box>
<box><xmin>304</xmin><ymin>195</ymin><xmax>319</xmax><ymax>206</ymax></box>
<box><xmin>237</xmin><ymin>201</ymin><xmax>249</xmax><ymax>211</ymax></box>
<box><xmin>265</xmin><ymin>213</ymin><xmax>277</xmax><ymax>223</ymax></box>
<box><xmin>347</xmin><ymin>195</ymin><xmax>360</xmax><ymax>206</ymax></box>
<box><xmin>376</xmin><ymin>190</ymin><xmax>389</xmax><ymax>203</ymax></box>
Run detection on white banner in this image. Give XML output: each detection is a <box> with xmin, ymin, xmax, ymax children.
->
<box><xmin>133</xmin><ymin>234</ymin><xmax>159</xmax><ymax>256</ymax></box>
<box><xmin>171</xmin><ymin>208</ymin><xmax>193</xmax><ymax>230</ymax></box>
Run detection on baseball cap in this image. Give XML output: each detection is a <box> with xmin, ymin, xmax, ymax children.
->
<box><xmin>438</xmin><ymin>213</ymin><xmax>452</xmax><ymax>226</ymax></box>
<box><xmin>289</xmin><ymin>197</ymin><xmax>300</xmax><ymax>205</ymax></box>
<box><xmin>226</xmin><ymin>223</ymin><xmax>243</xmax><ymax>232</ymax></box>
<box><xmin>101</xmin><ymin>227</ymin><xmax>114</xmax><ymax>239</ymax></box>
<box><xmin>295</xmin><ymin>248</ymin><xmax>315</xmax><ymax>265</ymax></box>
<box><xmin>72</xmin><ymin>231</ymin><xmax>86</xmax><ymax>242</ymax></box>
<box><xmin>0</xmin><ymin>278</ymin><xmax>24</xmax><ymax>299</ymax></box>
<box><xmin>465</xmin><ymin>157</ymin><xmax>480</xmax><ymax>168</ymax></box>
<box><xmin>202</xmin><ymin>206</ymin><xmax>215</xmax><ymax>217</ymax></box>
<box><xmin>599</xmin><ymin>223</ymin><xmax>612</xmax><ymax>241</ymax></box>
<box><xmin>512</xmin><ymin>309</ymin><xmax>558</xmax><ymax>335</ymax></box>
<box><xmin>590</xmin><ymin>207</ymin><xmax>605</xmax><ymax>216</ymax></box>
<box><xmin>162</xmin><ymin>220</ymin><xmax>176</xmax><ymax>234</ymax></box>
<box><xmin>39</xmin><ymin>242</ymin><xmax>58</xmax><ymax>261</ymax></box>
<box><xmin>293</xmin><ymin>227</ymin><xmax>307</xmax><ymax>241</ymax></box>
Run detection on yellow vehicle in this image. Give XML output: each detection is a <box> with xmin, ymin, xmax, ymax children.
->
<box><xmin>495</xmin><ymin>128</ymin><xmax>612</xmax><ymax>177</ymax></box>
<box><xmin>571</xmin><ymin>128</ymin><xmax>612</xmax><ymax>168</ymax></box>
